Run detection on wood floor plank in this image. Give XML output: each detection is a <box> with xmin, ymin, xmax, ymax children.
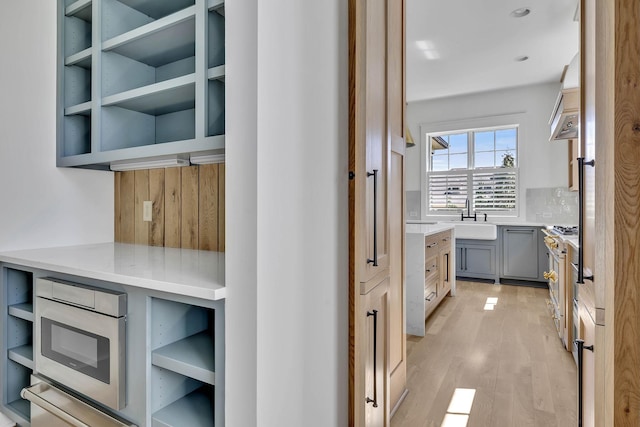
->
<box><xmin>392</xmin><ymin>281</ymin><xmax>577</xmax><ymax>427</ymax></box>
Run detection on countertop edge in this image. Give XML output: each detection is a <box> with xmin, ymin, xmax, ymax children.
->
<box><xmin>0</xmin><ymin>244</ymin><xmax>226</xmax><ymax>301</ymax></box>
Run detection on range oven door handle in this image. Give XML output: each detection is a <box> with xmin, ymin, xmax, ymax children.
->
<box><xmin>21</xmin><ymin>381</ymin><xmax>137</xmax><ymax>427</ymax></box>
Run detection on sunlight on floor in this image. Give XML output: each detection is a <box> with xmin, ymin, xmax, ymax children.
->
<box><xmin>484</xmin><ymin>297</ymin><xmax>498</xmax><ymax>310</ymax></box>
<box><xmin>441</xmin><ymin>388</ymin><xmax>476</xmax><ymax>426</ymax></box>
<box><xmin>441</xmin><ymin>413</ymin><xmax>469</xmax><ymax>427</ymax></box>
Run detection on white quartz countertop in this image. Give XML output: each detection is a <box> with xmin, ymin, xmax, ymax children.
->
<box><xmin>407</xmin><ymin>220</ymin><xmax>547</xmax><ymax>227</ymax></box>
<box><xmin>405</xmin><ymin>223</ymin><xmax>454</xmax><ymax>235</ymax></box>
<box><xmin>0</xmin><ymin>243</ymin><xmax>225</xmax><ymax>301</ymax></box>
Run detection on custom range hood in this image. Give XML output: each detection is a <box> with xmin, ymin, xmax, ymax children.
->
<box><xmin>549</xmin><ymin>87</ymin><xmax>579</xmax><ymax>140</ymax></box>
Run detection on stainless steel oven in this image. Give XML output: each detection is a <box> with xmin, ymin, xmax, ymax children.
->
<box><xmin>33</xmin><ymin>278</ymin><xmax>127</xmax><ymax>411</ymax></box>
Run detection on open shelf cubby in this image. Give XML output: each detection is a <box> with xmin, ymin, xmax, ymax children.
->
<box><xmin>5</xmin><ymin>269</ymin><xmax>32</xmax><ymax>309</ymax></box>
<box><xmin>57</xmin><ymin>0</ymin><xmax>225</xmax><ymax>168</ymax></box>
<box><xmin>64</xmin><ymin>14</ymin><xmax>92</xmax><ymax>58</ymax></box>
<box><xmin>208</xmin><ymin>5</ymin><xmax>225</xmax><ymax>69</ymax></box>
<box><xmin>6</xmin><ymin>360</ymin><xmax>31</xmax><ymax>421</ymax></box>
<box><xmin>66</xmin><ymin>0</ymin><xmax>92</xmax><ymax>22</ymax></box>
<box><xmin>3</xmin><ymin>268</ymin><xmax>33</xmax><ymax>423</ymax></box>
<box><xmin>208</xmin><ymin>79</ymin><xmax>225</xmax><ymax>137</ymax></box>
<box><xmin>65</xmin><ymin>64</ymin><xmax>91</xmax><ymax>108</ymax></box>
<box><xmin>151</xmin><ymin>384</ymin><xmax>213</xmax><ymax>427</ymax></box>
<box><xmin>102</xmin><ymin>0</ymin><xmax>195</xmax><ymax>41</ymax></box>
<box><xmin>63</xmin><ymin>113</ymin><xmax>92</xmax><ymax>156</ymax></box>
<box><xmin>150</xmin><ymin>298</ymin><xmax>215</xmax><ymax>427</ymax></box>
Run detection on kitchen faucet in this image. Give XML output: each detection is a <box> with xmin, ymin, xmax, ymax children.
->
<box><xmin>461</xmin><ymin>197</ymin><xmax>488</xmax><ymax>222</ymax></box>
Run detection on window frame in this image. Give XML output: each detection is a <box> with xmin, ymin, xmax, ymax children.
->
<box><xmin>419</xmin><ymin>113</ymin><xmax>524</xmax><ymax>220</ymax></box>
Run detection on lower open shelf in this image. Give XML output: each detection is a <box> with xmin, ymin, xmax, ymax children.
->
<box><xmin>152</xmin><ymin>331</ymin><xmax>214</xmax><ymax>385</ymax></box>
<box><xmin>7</xmin><ymin>397</ymin><xmax>30</xmax><ymax>421</ymax></box>
<box><xmin>152</xmin><ymin>388</ymin><xmax>213</xmax><ymax>427</ymax></box>
<box><xmin>8</xmin><ymin>344</ymin><xmax>33</xmax><ymax>370</ymax></box>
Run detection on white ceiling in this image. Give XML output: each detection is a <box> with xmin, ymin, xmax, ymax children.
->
<box><xmin>406</xmin><ymin>0</ymin><xmax>580</xmax><ymax>102</ymax></box>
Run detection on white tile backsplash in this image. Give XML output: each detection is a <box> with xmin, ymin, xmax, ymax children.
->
<box><xmin>526</xmin><ymin>187</ymin><xmax>578</xmax><ymax>225</ymax></box>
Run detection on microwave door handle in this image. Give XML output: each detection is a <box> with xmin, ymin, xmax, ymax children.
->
<box><xmin>21</xmin><ymin>385</ymin><xmax>91</xmax><ymax>427</ymax></box>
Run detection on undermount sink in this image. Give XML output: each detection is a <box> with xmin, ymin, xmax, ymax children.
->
<box><xmin>451</xmin><ymin>222</ymin><xmax>497</xmax><ymax>240</ymax></box>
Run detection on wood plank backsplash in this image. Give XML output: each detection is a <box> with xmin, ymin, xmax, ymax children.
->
<box><xmin>114</xmin><ymin>164</ymin><xmax>225</xmax><ymax>252</ymax></box>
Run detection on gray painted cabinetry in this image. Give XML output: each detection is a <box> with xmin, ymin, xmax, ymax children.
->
<box><xmin>455</xmin><ymin>226</ymin><xmax>547</xmax><ymax>283</ymax></box>
<box><xmin>456</xmin><ymin>240</ymin><xmax>498</xmax><ymax>282</ymax></box>
<box><xmin>500</xmin><ymin>226</ymin><xmax>547</xmax><ymax>282</ymax></box>
<box><xmin>501</xmin><ymin>227</ymin><xmax>539</xmax><ymax>279</ymax></box>
<box><xmin>0</xmin><ymin>264</ymin><xmax>224</xmax><ymax>427</ymax></box>
<box><xmin>58</xmin><ymin>0</ymin><xmax>226</xmax><ymax>169</ymax></box>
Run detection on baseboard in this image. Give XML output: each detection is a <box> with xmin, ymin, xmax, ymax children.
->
<box><xmin>390</xmin><ymin>388</ymin><xmax>409</xmax><ymax>419</ymax></box>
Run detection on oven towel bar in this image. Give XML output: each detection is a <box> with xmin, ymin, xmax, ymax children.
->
<box><xmin>21</xmin><ymin>381</ymin><xmax>136</xmax><ymax>427</ymax></box>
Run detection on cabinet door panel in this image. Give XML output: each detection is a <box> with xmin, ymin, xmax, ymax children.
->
<box><xmin>359</xmin><ymin>0</ymin><xmax>389</xmax><ymax>284</ymax></box>
<box><xmin>579</xmin><ymin>304</ymin><xmax>595</xmax><ymax>427</ymax></box>
<box><xmin>362</xmin><ymin>279</ymin><xmax>388</xmax><ymax>427</ymax></box>
<box><xmin>455</xmin><ymin>245</ymin><xmax>465</xmax><ymax>275</ymax></box>
<box><xmin>465</xmin><ymin>245</ymin><xmax>496</xmax><ymax>276</ymax></box>
<box><xmin>502</xmin><ymin>227</ymin><xmax>538</xmax><ymax>279</ymax></box>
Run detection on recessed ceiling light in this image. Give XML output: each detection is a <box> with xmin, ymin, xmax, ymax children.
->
<box><xmin>510</xmin><ymin>7</ymin><xmax>531</xmax><ymax>18</ymax></box>
<box><xmin>515</xmin><ymin>55</ymin><xmax>529</xmax><ymax>62</ymax></box>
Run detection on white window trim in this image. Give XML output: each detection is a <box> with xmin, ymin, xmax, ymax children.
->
<box><xmin>419</xmin><ymin>113</ymin><xmax>525</xmax><ymax>221</ymax></box>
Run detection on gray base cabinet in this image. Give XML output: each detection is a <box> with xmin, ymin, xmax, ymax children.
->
<box><xmin>456</xmin><ymin>239</ymin><xmax>498</xmax><ymax>282</ymax></box>
<box><xmin>0</xmin><ymin>264</ymin><xmax>224</xmax><ymax>427</ymax></box>
<box><xmin>455</xmin><ymin>226</ymin><xmax>547</xmax><ymax>284</ymax></box>
<box><xmin>499</xmin><ymin>226</ymin><xmax>547</xmax><ymax>282</ymax></box>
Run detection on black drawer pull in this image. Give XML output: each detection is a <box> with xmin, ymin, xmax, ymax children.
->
<box><xmin>427</xmin><ymin>242</ymin><xmax>438</xmax><ymax>249</ymax></box>
<box><xmin>575</xmin><ymin>339</ymin><xmax>594</xmax><ymax>427</ymax></box>
<box><xmin>425</xmin><ymin>292</ymin><xmax>436</xmax><ymax>302</ymax></box>
<box><xmin>365</xmin><ymin>310</ymin><xmax>378</xmax><ymax>408</ymax></box>
<box><xmin>367</xmin><ymin>170</ymin><xmax>378</xmax><ymax>266</ymax></box>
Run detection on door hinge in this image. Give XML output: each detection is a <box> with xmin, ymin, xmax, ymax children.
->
<box><xmin>349</xmin><ymin>171</ymin><xmax>355</xmax><ymax>180</ymax></box>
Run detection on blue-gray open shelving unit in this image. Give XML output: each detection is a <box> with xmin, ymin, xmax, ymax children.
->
<box><xmin>57</xmin><ymin>0</ymin><xmax>226</xmax><ymax>170</ymax></box>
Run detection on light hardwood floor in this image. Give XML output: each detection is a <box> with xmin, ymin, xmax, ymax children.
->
<box><xmin>391</xmin><ymin>280</ymin><xmax>577</xmax><ymax>427</ymax></box>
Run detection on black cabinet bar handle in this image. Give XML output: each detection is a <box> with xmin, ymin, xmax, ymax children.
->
<box><xmin>367</xmin><ymin>170</ymin><xmax>379</xmax><ymax>266</ymax></box>
<box><xmin>445</xmin><ymin>253</ymin><xmax>449</xmax><ymax>282</ymax></box>
<box><xmin>577</xmin><ymin>158</ymin><xmax>595</xmax><ymax>284</ymax></box>
<box><xmin>427</xmin><ymin>242</ymin><xmax>438</xmax><ymax>249</ymax></box>
<box><xmin>365</xmin><ymin>310</ymin><xmax>378</xmax><ymax>407</ymax></box>
<box><xmin>425</xmin><ymin>291</ymin><xmax>436</xmax><ymax>302</ymax></box>
<box><xmin>575</xmin><ymin>339</ymin><xmax>595</xmax><ymax>427</ymax></box>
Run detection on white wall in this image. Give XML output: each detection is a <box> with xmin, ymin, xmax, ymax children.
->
<box><xmin>406</xmin><ymin>83</ymin><xmax>569</xmax><ymax>222</ymax></box>
<box><xmin>227</xmin><ymin>1</ymin><xmax>348</xmax><ymax>426</ymax></box>
<box><xmin>0</xmin><ymin>2</ymin><xmax>113</xmax><ymax>252</ymax></box>
<box><xmin>226</xmin><ymin>0</ymin><xmax>258</xmax><ymax>426</ymax></box>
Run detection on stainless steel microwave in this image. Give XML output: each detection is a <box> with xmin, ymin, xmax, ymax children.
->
<box><xmin>34</xmin><ymin>278</ymin><xmax>127</xmax><ymax>410</ymax></box>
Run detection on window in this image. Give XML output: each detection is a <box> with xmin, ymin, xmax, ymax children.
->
<box><xmin>427</xmin><ymin>126</ymin><xmax>518</xmax><ymax>214</ymax></box>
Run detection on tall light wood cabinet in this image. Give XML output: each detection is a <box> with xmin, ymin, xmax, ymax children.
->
<box><xmin>349</xmin><ymin>0</ymin><xmax>405</xmax><ymax>424</ymax></box>
<box><xmin>387</xmin><ymin>0</ymin><xmax>407</xmax><ymax>415</ymax></box>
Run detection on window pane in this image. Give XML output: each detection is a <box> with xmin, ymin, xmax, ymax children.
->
<box><xmin>496</xmin><ymin>129</ymin><xmax>517</xmax><ymax>151</ymax></box>
<box><xmin>431</xmin><ymin>155</ymin><xmax>448</xmax><ymax>171</ymax></box>
<box><xmin>474</xmin><ymin>131</ymin><xmax>494</xmax><ymax>152</ymax></box>
<box><xmin>475</xmin><ymin>151</ymin><xmax>495</xmax><ymax>168</ymax></box>
<box><xmin>448</xmin><ymin>134</ymin><xmax>468</xmax><ymax>154</ymax></box>
<box><xmin>449</xmin><ymin>153</ymin><xmax>468</xmax><ymax>169</ymax></box>
<box><xmin>496</xmin><ymin>151</ymin><xmax>516</xmax><ymax>167</ymax></box>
